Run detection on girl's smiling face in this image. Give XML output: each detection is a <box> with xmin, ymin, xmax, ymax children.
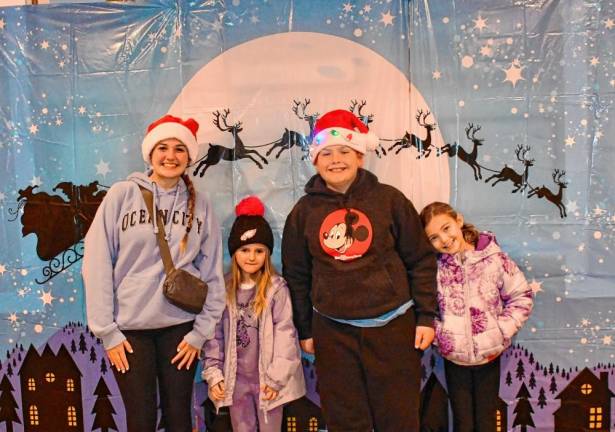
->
<box><xmin>424</xmin><ymin>213</ymin><xmax>471</xmax><ymax>255</ymax></box>
<box><xmin>234</xmin><ymin>243</ymin><xmax>268</xmax><ymax>278</ymax></box>
<box><xmin>149</xmin><ymin>138</ymin><xmax>189</xmax><ymax>184</ymax></box>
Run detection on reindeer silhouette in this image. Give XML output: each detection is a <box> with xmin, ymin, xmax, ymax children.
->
<box><xmin>387</xmin><ymin>110</ymin><xmax>436</xmax><ymax>158</ymax></box>
<box><xmin>193</xmin><ymin>109</ymin><xmax>268</xmax><ymax>177</ymax></box>
<box><xmin>438</xmin><ymin>123</ymin><xmax>484</xmax><ymax>180</ymax></box>
<box><xmin>16</xmin><ymin>182</ymin><xmax>106</xmax><ymax>261</ymax></box>
<box><xmin>265</xmin><ymin>99</ymin><xmax>319</xmax><ymax>160</ymax></box>
<box><xmin>348</xmin><ymin>100</ymin><xmax>386</xmax><ymax>158</ymax></box>
<box><xmin>528</xmin><ymin>169</ymin><xmax>568</xmax><ymax>218</ymax></box>
<box><xmin>484</xmin><ymin>144</ymin><xmax>534</xmax><ymax>193</ymax></box>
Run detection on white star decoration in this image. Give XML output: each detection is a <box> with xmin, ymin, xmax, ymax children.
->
<box><xmin>604</xmin><ymin>18</ymin><xmax>614</xmax><ymax>30</ymax></box>
<box><xmin>432</xmin><ymin>70</ymin><xmax>441</xmax><ymax>80</ymax></box>
<box><xmin>8</xmin><ymin>313</ymin><xmax>17</xmax><ymax>324</ymax></box>
<box><xmin>566</xmin><ymin>200</ymin><xmax>579</xmax><ymax>213</ymax></box>
<box><xmin>564</xmin><ymin>136</ymin><xmax>576</xmax><ymax>147</ymax></box>
<box><xmin>29</xmin><ymin>124</ymin><xmax>39</xmax><ymax>135</ymax></box>
<box><xmin>0</xmin><ymin>263</ymin><xmax>6</xmax><ymax>275</ymax></box>
<box><xmin>96</xmin><ymin>160</ymin><xmax>111</xmax><ymax>177</ymax></box>
<box><xmin>473</xmin><ymin>15</ymin><xmax>488</xmax><ymax>31</ymax></box>
<box><xmin>529</xmin><ymin>279</ymin><xmax>543</xmax><ymax>295</ymax></box>
<box><xmin>480</xmin><ymin>45</ymin><xmax>493</xmax><ymax>57</ymax></box>
<box><xmin>78</xmin><ymin>106</ymin><xmax>87</xmax><ymax>114</ymax></box>
<box><xmin>589</xmin><ymin>56</ymin><xmax>600</xmax><ymax>66</ymax></box>
<box><xmin>41</xmin><ymin>40</ymin><xmax>50</xmax><ymax>50</ymax></box>
<box><xmin>342</xmin><ymin>2</ymin><xmax>353</xmax><ymax>13</ymax></box>
<box><xmin>380</xmin><ymin>11</ymin><xmax>395</xmax><ymax>26</ymax></box>
<box><xmin>603</xmin><ymin>335</ymin><xmax>612</xmax><ymax>345</ymax></box>
<box><xmin>502</xmin><ymin>60</ymin><xmax>525</xmax><ymax>87</ymax></box>
<box><xmin>40</xmin><ymin>290</ymin><xmax>55</xmax><ymax>306</ymax></box>
<box><xmin>0</xmin><ymin>19</ymin><xmax>5</xmax><ymax>30</ymax></box>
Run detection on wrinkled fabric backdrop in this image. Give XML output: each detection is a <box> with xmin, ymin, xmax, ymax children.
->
<box><xmin>0</xmin><ymin>1</ymin><xmax>614</xmax><ymax>431</ymax></box>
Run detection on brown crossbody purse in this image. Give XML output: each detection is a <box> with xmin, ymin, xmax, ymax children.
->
<box><xmin>140</xmin><ymin>187</ymin><xmax>208</xmax><ymax>314</ymax></box>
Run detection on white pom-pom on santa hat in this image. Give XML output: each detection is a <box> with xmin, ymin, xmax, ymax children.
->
<box><xmin>141</xmin><ymin>114</ymin><xmax>200</xmax><ymax>165</ymax></box>
<box><xmin>309</xmin><ymin>109</ymin><xmax>379</xmax><ymax>163</ymax></box>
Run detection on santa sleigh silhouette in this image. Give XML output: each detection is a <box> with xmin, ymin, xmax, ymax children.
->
<box><xmin>10</xmin><ymin>181</ymin><xmax>107</xmax><ymax>283</ymax></box>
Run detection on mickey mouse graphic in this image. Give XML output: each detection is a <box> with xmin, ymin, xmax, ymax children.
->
<box><xmin>319</xmin><ymin>208</ymin><xmax>373</xmax><ymax>261</ymax></box>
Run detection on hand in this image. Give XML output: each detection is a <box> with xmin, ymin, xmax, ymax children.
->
<box><xmin>300</xmin><ymin>338</ymin><xmax>315</xmax><ymax>354</ymax></box>
<box><xmin>106</xmin><ymin>340</ymin><xmax>133</xmax><ymax>373</ymax></box>
<box><xmin>171</xmin><ymin>339</ymin><xmax>200</xmax><ymax>370</ymax></box>
<box><xmin>414</xmin><ymin>326</ymin><xmax>435</xmax><ymax>350</ymax></box>
<box><xmin>261</xmin><ymin>384</ymin><xmax>279</xmax><ymax>401</ymax></box>
<box><xmin>210</xmin><ymin>381</ymin><xmax>226</xmax><ymax>401</ymax></box>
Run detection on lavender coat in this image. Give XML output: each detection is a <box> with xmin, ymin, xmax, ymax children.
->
<box><xmin>434</xmin><ymin>232</ymin><xmax>533</xmax><ymax>366</ymax></box>
<box><xmin>202</xmin><ymin>275</ymin><xmax>306</xmax><ymax>412</ymax></box>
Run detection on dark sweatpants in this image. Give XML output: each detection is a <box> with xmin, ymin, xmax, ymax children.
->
<box><xmin>113</xmin><ymin>321</ymin><xmax>196</xmax><ymax>432</ymax></box>
<box><xmin>444</xmin><ymin>356</ymin><xmax>501</xmax><ymax>432</ymax></box>
<box><xmin>312</xmin><ymin>310</ymin><xmax>422</xmax><ymax>432</ymax></box>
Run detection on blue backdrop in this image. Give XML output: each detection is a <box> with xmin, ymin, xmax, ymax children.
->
<box><xmin>0</xmin><ymin>1</ymin><xmax>614</xmax><ymax>431</ymax></box>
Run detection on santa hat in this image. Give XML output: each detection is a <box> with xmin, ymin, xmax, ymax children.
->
<box><xmin>309</xmin><ymin>109</ymin><xmax>380</xmax><ymax>163</ymax></box>
<box><xmin>142</xmin><ymin>114</ymin><xmax>200</xmax><ymax>165</ymax></box>
<box><xmin>228</xmin><ymin>196</ymin><xmax>274</xmax><ymax>257</ymax></box>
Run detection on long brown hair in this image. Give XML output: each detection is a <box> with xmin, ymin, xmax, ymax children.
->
<box><xmin>179</xmin><ymin>173</ymin><xmax>196</xmax><ymax>253</ymax></box>
<box><xmin>419</xmin><ymin>201</ymin><xmax>480</xmax><ymax>247</ymax></box>
<box><xmin>227</xmin><ymin>250</ymin><xmax>276</xmax><ymax>318</ymax></box>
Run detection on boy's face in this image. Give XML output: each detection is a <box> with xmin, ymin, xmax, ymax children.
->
<box><xmin>314</xmin><ymin>145</ymin><xmax>364</xmax><ymax>193</ymax></box>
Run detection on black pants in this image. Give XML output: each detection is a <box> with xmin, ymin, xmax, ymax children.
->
<box><xmin>113</xmin><ymin>321</ymin><xmax>196</xmax><ymax>432</ymax></box>
<box><xmin>312</xmin><ymin>311</ymin><xmax>422</xmax><ymax>432</ymax></box>
<box><xmin>444</xmin><ymin>356</ymin><xmax>501</xmax><ymax>432</ymax></box>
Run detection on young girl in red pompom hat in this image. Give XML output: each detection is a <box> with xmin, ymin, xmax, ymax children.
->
<box><xmin>203</xmin><ymin>196</ymin><xmax>305</xmax><ymax>432</ymax></box>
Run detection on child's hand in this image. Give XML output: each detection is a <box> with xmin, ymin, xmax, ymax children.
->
<box><xmin>415</xmin><ymin>326</ymin><xmax>435</xmax><ymax>350</ymax></box>
<box><xmin>210</xmin><ymin>381</ymin><xmax>226</xmax><ymax>401</ymax></box>
<box><xmin>300</xmin><ymin>338</ymin><xmax>315</xmax><ymax>354</ymax></box>
<box><xmin>260</xmin><ymin>384</ymin><xmax>279</xmax><ymax>401</ymax></box>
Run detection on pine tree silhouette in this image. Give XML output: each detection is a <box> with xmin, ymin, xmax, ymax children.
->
<box><xmin>512</xmin><ymin>382</ymin><xmax>535</xmax><ymax>431</ymax></box>
<box><xmin>100</xmin><ymin>358</ymin><xmax>108</xmax><ymax>375</ymax></box>
<box><xmin>70</xmin><ymin>339</ymin><xmax>77</xmax><ymax>354</ymax></box>
<box><xmin>529</xmin><ymin>372</ymin><xmax>536</xmax><ymax>389</ymax></box>
<box><xmin>91</xmin><ymin>377</ymin><xmax>118</xmax><ymax>432</ymax></box>
<box><xmin>528</xmin><ymin>353</ymin><xmax>534</xmax><ymax>365</ymax></box>
<box><xmin>79</xmin><ymin>333</ymin><xmax>88</xmax><ymax>354</ymax></box>
<box><xmin>6</xmin><ymin>364</ymin><xmax>12</xmax><ymax>377</ymax></box>
<box><xmin>549</xmin><ymin>376</ymin><xmax>557</xmax><ymax>394</ymax></box>
<box><xmin>516</xmin><ymin>359</ymin><xmax>525</xmax><ymax>380</ymax></box>
<box><xmin>90</xmin><ymin>346</ymin><xmax>97</xmax><ymax>363</ymax></box>
<box><xmin>0</xmin><ymin>375</ymin><xmax>21</xmax><ymax>432</ymax></box>
<box><xmin>506</xmin><ymin>371</ymin><xmax>513</xmax><ymax>386</ymax></box>
<box><xmin>537</xmin><ymin>387</ymin><xmax>547</xmax><ymax>409</ymax></box>
<box><xmin>548</xmin><ymin>363</ymin><xmax>554</xmax><ymax>375</ymax></box>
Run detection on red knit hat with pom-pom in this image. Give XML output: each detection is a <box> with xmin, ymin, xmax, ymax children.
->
<box><xmin>228</xmin><ymin>196</ymin><xmax>274</xmax><ymax>256</ymax></box>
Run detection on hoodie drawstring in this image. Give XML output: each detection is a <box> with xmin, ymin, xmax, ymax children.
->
<box><xmin>151</xmin><ymin>181</ymin><xmax>182</xmax><ymax>241</ymax></box>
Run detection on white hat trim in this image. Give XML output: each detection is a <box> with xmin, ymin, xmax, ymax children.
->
<box><xmin>142</xmin><ymin>122</ymin><xmax>199</xmax><ymax>164</ymax></box>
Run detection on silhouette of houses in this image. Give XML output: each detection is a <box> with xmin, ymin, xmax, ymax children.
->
<box><xmin>420</xmin><ymin>372</ymin><xmax>449</xmax><ymax>432</ymax></box>
<box><xmin>283</xmin><ymin>396</ymin><xmax>325</xmax><ymax>432</ymax></box>
<box><xmin>554</xmin><ymin>368</ymin><xmax>613</xmax><ymax>432</ymax></box>
<box><xmin>496</xmin><ymin>396</ymin><xmax>508</xmax><ymax>432</ymax></box>
<box><xmin>19</xmin><ymin>344</ymin><xmax>83</xmax><ymax>431</ymax></box>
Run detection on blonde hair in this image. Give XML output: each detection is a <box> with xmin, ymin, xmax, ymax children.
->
<box><xmin>227</xmin><ymin>250</ymin><xmax>276</xmax><ymax>318</ymax></box>
<box><xmin>420</xmin><ymin>201</ymin><xmax>480</xmax><ymax>247</ymax></box>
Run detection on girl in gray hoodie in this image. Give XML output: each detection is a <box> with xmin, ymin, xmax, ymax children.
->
<box><xmin>83</xmin><ymin>115</ymin><xmax>225</xmax><ymax>431</ymax></box>
<box><xmin>203</xmin><ymin>196</ymin><xmax>305</xmax><ymax>432</ymax></box>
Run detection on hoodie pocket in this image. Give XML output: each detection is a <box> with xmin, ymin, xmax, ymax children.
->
<box><xmin>312</xmin><ymin>258</ymin><xmax>398</xmax><ymax>318</ymax></box>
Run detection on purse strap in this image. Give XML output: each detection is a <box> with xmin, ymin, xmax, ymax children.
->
<box><xmin>140</xmin><ymin>187</ymin><xmax>176</xmax><ymax>276</ymax></box>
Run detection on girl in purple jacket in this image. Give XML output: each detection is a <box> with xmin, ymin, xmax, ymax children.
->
<box><xmin>420</xmin><ymin>202</ymin><xmax>533</xmax><ymax>432</ymax></box>
<box><xmin>203</xmin><ymin>196</ymin><xmax>305</xmax><ymax>432</ymax></box>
